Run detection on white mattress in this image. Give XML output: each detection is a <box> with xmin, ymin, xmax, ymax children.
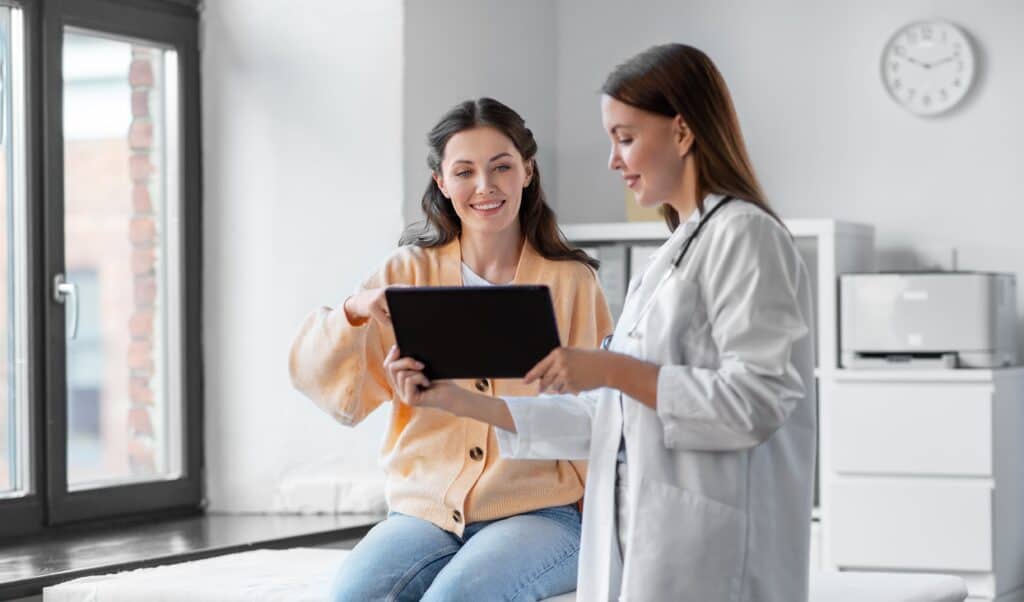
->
<box><xmin>44</xmin><ymin>547</ymin><xmax>967</xmax><ymax>602</ymax></box>
<box><xmin>810</xmin><ymin>571</ymin><xmax>968</xmax><ymax>602</ymax></box>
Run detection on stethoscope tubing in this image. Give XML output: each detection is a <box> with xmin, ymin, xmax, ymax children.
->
<box><xmin>622</xmin><ymin>196</ymin><xmax>736</xmax><ymax>340</ymax></box>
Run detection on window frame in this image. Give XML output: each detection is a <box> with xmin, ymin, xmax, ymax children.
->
<box><xmin>0</xmin><ymin>0</ymin><xmax>202</xmax><ymax>537</ymax></box>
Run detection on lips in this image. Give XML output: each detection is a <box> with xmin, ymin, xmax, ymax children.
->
<box><xmin>470</xmin><ymin>199</ymin><xmax>505</xmax><ymax>214</ymax></box>
<box><xmin>624</xmin><ymin>175</ymin><xmax>640</xmax><ymax>189</ymax></box>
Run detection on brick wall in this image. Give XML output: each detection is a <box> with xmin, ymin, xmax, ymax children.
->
<box><xmin>126</xmin><ymin>46</ymin><xmax>158</xmax><ymax>476</ymax></box>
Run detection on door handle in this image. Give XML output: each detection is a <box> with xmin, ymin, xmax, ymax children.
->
<box><xmin>53</xmin><ymin>273</ymin><xmax>79</xmax><ymax>340</ymax></box>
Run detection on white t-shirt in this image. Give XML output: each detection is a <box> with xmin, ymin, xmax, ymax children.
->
<box><xmin>461</xmin><ymin>263</ymin><xmax>509</xmax><ymax>286</ymax></box>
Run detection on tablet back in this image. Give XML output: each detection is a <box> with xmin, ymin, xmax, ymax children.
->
<box><xmin>385</xmin><ymin>285</ymin><xmax>561</xmax><ymax>379</ymax></box>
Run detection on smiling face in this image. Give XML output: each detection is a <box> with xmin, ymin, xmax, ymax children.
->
<box><xmin>601</xmin><ymin>94</ymin><xmax>692</xmax><ymax>209</ymax></box>
<box><xmin>433</xmin><ymin>126</ymin><xmax>533</xmax><ymax>237</ymax></box>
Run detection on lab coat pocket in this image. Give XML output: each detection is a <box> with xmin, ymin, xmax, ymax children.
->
<box><xmin>623</xmin><ymin>476</ymin><xmax>746</xmax><ymax>601</ymax></box>
<box><xmin>638</xmin><ymin>275</ymin><xmax>702</xmax><ymax>362</ymax></box>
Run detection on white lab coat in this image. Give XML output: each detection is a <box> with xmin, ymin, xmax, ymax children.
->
<box><xmin>496</xmin><ymin>195</ymin><xmax>816</xmax><ymax>601</ymax></box>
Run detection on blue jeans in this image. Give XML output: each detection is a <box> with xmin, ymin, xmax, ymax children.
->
<box><xmin>329</xmin><ymin>504</ymin><xmax>581</xmax><ymax>602</ymax></box>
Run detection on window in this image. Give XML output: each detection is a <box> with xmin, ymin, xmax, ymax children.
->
<box><xmin>0</xmin><ymin>0</ymin><xmax>201</xmax><ymax>537</ymax></box>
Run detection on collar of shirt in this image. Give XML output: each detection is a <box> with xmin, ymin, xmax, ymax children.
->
<box><xmin>676</xmin><ymin>192</ymin><xmax>727</xmax><ymax>238</ymax></box>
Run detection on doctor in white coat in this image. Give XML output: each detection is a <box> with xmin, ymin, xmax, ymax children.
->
<box><xmin>385</xmin><ymin>43</ymin><xmax>816</xmax><ymax>602</ymax></box>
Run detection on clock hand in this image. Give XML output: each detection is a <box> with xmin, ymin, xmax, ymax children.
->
<box><xmin>928</xmin><ymin>55</ymin><xmax>957</xmax><ymax>69</ymax></box>
<box><xmin>904</xmin><ymin>55</ymin><xmax>929</xmax><ymax>69</ymax></box>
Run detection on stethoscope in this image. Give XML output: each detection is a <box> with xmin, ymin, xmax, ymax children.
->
<box><xmin>601</xmin><ymin>195</ymin><xmax>735</xmax><ymax>349</ymax></box>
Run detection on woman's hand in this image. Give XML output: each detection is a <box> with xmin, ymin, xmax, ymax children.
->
<box><xmin>382</xmin><ymin>346</ymin><xmax>518</xmax><ymax>431</ymax></box>
<box><xmin>524</xmin><ymin>347</ymin><xmax>613</xmax><ymax>394</ymax></box>
<box><xmin>343</xmin><ymin>286</ymin><xmax>405</xmax><ymax>326</ymax></box>
<box><xmin>383</xmin><ymin>345</ymin><xmax>460</xmax><ymax>409</ymax></box>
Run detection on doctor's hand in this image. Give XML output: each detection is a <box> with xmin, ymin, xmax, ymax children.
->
<box><xmin>524</xmin><ymin>347</ymin><xmax>615</xmax><ymax>395</ymax></box>
<box><xmin>383</xmin><ymin>345</ymin><xmax>460</xmax><ymax>409</ymax></box>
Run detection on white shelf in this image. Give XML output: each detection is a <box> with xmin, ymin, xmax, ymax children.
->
<box><xmin>830</xmin><ymin>367</ymin><xmax>1024</xmax><ymax>383</ymax></box>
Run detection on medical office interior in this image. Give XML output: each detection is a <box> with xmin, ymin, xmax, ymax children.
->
<box><xmin>0</xmin><ymin>0</ymin><xmax>1023</xmax><ymax>600</ymax></box>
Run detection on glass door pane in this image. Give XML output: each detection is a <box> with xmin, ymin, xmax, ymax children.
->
<box><xmin>1</xmin><ymin>5</ymin><xmax>28</xmax><ymax>498</ymax></box>
<box><xmin>62</xmin><ymin>30</ymin><xmax>182</xmax><ymax>490</ymax></box>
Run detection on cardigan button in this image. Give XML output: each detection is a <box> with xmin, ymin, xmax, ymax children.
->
<box><xmin>452</xmin><ymin>509</ymin><xmax>463</xmax><ymax>523</ymax></box>
<box><xmin>474</xmin><ymin>379</ymin><xmax>489</xmax><ymax>392</ymax></box>
<box><xmin>469</xmin><ymin>446</ymin><xmax>484</xmax><ymax>461</ymax></box>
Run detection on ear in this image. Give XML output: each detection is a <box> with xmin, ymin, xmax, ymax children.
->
<box><xmin>523</xmin><ymin>159</ymin><xmax>535</xmax><ymax>188</ymax></box>
<box><xmin>432</xmin><ymin>171</ymin><xmax>450</xmax><ymax>198</ymax></box>
<box><xmin>673</xmin><ymin>115</ymin><xmax>694</xmax><ymax>158</ymax></box>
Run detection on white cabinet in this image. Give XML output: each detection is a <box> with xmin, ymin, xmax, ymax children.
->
<box><xmin>821</xmin><ymin>369</ymin><xmax>1024</xmax><ymax>601</ymax></box>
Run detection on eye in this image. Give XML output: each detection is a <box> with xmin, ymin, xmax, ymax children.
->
<box><xmin>494</xmin><ymin>164</ymin><xmax>511</xmax><ymax>172</ymax></box>
<box><xmin>618</xmin><ymin>138</ymin><xmax>633</xmax><ymax>146</ymax></box>
<box><xmin>455</xmin><ymin>170</ymin><xmax>472</xmax><ymax>178</ymax></box>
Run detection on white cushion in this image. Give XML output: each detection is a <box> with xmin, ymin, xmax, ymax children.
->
<box><xmin>43</xmin><ymin>548</ymin><xmax>574</xmax><ymax>602</ymax></box>
<box><xmin>811</xmin><ymin>571</ymin><xmax>968</xmax><ymax>602</ymax></box>
<box><xmin>44</xmin><ymin>547</ymin><xmax>967</xmax><ymax>602</ymax></box>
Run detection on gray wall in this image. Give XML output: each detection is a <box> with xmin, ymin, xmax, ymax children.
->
<box><xmin>402</xmin><ymin>1</ymin><xmax>558</xmax><ymax>225</ymax></box>
<box><xmin>555</xmin><ymin>0</ymin><xmax>1024</xmax><ymax>274</ymax></box>
<box><xmin>201</xmin><ymin>1</ymin><xmax>404</xmax><ymax>511</ymax></box>
<box><xmin>199</xmin><ymin>1</ymin><xmax>1024</xmax><ymax>511</ymax></box>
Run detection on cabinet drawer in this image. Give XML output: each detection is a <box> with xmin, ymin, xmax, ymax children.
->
<box><xmin>829</xmin><ymin>478</ymin><xmax>992</xmax><ymax>571</ymax></box>
<box><xmin>829</xmin><ymin>382</ymin><xmax>992</xmax><ymax>476</ymax></box>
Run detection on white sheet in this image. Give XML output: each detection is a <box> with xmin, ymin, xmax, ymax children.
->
<box><xmin>44</xmin><ymin>547</ymin><xmax>967</xmax><ymax>602</ymax></box>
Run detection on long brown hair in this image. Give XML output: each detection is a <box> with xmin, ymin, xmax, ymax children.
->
<box><xmin>602</xmin><ymin>43</ymin><xmax>782</xmax><ymax>231</ymax></box>
<box><xmin>400</xmin><ymin>98</ymin><xmax>598</xmax><ymax>270</ymax></box>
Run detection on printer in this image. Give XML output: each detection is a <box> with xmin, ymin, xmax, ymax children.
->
<box><xmin>840</xmin><ymin>272</ymin><xmax>1018</xmax><ymax>369</ymax></box>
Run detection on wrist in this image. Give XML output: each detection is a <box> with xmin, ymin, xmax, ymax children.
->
<box><xmin>602</xmin><ymin>351</ymin><xmax>624</xmax><ymax>389</ymax></box>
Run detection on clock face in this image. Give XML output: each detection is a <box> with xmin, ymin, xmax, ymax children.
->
<box><xmin>881</xmin><ymin>21</ymin><xmax>975</xmax><ymax>116</ymax></box>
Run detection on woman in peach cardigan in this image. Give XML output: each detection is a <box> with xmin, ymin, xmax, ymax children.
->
<box><xmin>289</xmin><ymin>98</ymin><xmax>612</xmax><ymax>601</ymax></box>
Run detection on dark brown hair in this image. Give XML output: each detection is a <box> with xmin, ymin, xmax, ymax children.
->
<box><xmin>400</xmin><ymin>98</ymin><xmax>598</xmax><ymax>270</ymax></box>
<box><xmin>602</xmin><ymin>43</ymin><xmax>782</xmax><ymax>231</ymax></box>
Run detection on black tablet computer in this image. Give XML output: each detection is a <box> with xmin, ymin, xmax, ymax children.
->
<box><xmin>384</xmin><ymin>285</ymin><xmax>561</xmax><ymax>380</ymax></box>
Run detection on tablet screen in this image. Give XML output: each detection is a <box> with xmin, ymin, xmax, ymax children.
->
<box><xmin>385</xmin><ymin>285</ymin><xmax>561</xmax><ymax>379</ymax></box>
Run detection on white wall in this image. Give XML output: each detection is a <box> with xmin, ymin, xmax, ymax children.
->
<box><xmin>201</xmin><ymin>1</ymin><xmax>1024</xmax><ymax>511</ymax></box>
<box><xmin>402</xmin><ymin>0</ymin><xmax>557</xmax><ymax>224</ymax></box>
<box><xmin>554</xmin><ymin>0</ymin><xmax>1024</xmax><ymax>343</ymax></box>
<box><xmin>201</xmin><ymin>1</ymin><xmax>404</xmax><ymax>512</ymax></box>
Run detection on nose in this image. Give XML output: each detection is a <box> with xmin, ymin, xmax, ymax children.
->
<box><xmin>608</xmin><ymin>146</ymin><xmax>623</xmax><ymax>172</ymax></box>
<box><xmin>476</xmin><ymin>173</ymin><xmax>497</xmax><ymax>195</ymax></box>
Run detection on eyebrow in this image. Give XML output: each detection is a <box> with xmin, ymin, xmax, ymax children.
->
<box><xmin>451</xmin><ymin>152</ymin><xmax>513</xmax><ymax>166</ymax></box>
<box><xmin>609</xmin><ymin>125</ymin><xmax>633</xmax><ymax>134</ymax></box>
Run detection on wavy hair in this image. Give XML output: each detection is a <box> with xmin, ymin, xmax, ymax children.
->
<box><xmin>400</xmin><ymin>98</ymin><xmax>598</xmax><ymax>270</ymax></box>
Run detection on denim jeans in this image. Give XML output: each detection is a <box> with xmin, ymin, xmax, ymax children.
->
<box><xmin>329</xmin><ymin>504</ymin><xmax>581</xmax><ymax>602</ymax></box>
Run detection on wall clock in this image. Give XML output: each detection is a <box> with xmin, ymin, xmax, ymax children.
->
<box><xmin>881</xmin><ymin>20</ymin><xmax>976</xmax><ymax>116</ymax></box>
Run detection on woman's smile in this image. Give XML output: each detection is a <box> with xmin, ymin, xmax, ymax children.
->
<box><xmin>469</xmin><ymin>198</ymin><xmax>506</xmax><ymax>216</ymax></box>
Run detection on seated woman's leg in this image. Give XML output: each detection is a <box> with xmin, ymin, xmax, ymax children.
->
<box><xmin>421</xmin><ymin>504</ymin><xmax>582</xmax><ymax>602</ymax></box>
<box><xmin>330</xmin><ymin>512</ymin><xmax>460</xmax><ymax>602</ymax></box>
